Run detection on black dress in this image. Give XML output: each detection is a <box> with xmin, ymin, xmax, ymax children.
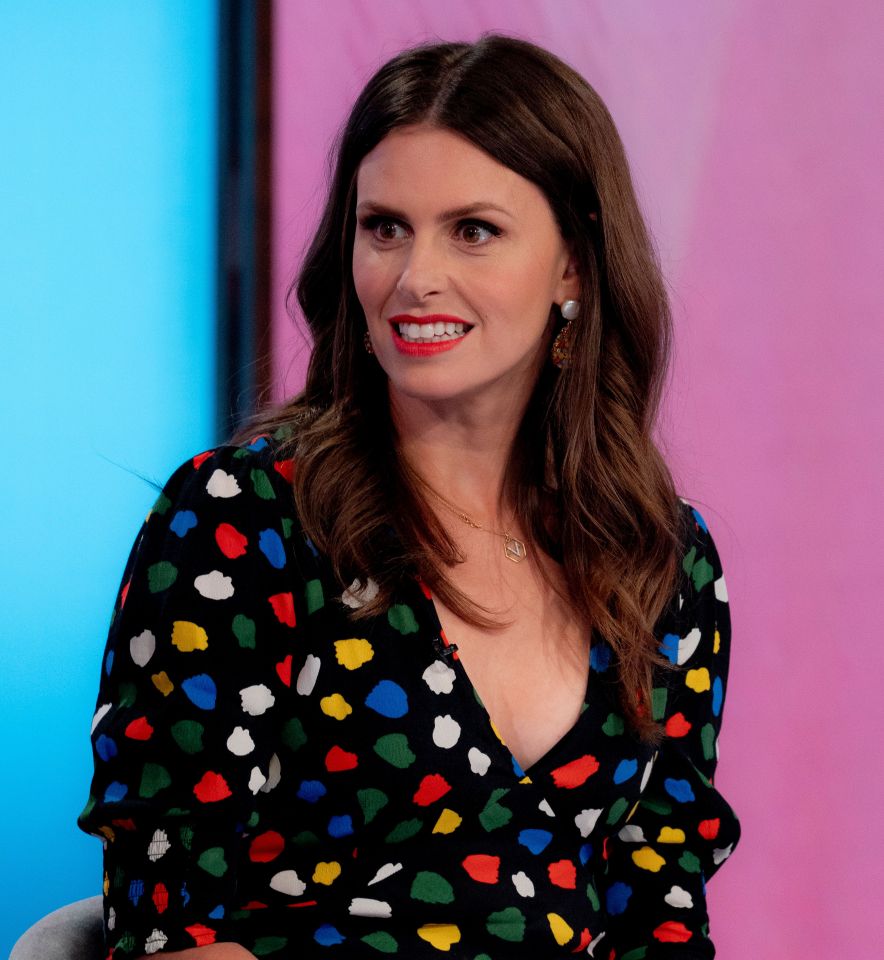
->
<box><xmin>79</xmin><ymin>430</ymin><xmax>740</xmax><ymax>958</ymax></box>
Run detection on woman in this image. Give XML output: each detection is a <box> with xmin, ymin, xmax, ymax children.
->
<box><xmin>80</xmin><ymin>34</ymin><xmax>739</xmax><ymax>959</ymax></box>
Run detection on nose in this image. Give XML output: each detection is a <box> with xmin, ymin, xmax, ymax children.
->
<box><xmin>395</xmin><ymin>235</ymin><xmax>446</xmax><ymax>303</ymax></box>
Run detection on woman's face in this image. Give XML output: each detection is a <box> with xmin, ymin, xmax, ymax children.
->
<box><xmin>352</xmin><ymin>124</ymin><xmax>579</xmax><ymax>412</ymax></box>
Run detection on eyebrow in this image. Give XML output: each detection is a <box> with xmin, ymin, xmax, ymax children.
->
<box><xmin>355</xmin><ymin>200</ymin><xmax>514</xmax><ymax>221</ymax></box>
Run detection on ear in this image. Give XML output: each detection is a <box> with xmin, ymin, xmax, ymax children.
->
<box><xmin>555</xmin><ymin>250</ymin><xmax>581</xmax><ymax>303</ymax></box>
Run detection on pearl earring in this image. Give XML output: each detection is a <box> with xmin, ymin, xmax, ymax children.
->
<box><xmin>560</xmin><ymin>299</ymin><xmax>580</xmax><ymax>321</ymax></box>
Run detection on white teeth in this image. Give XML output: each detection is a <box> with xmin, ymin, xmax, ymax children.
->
<box><xmin>395</xmin><ymin>321</ymin><xmax>472</xmax><ymax>344</ymax></box>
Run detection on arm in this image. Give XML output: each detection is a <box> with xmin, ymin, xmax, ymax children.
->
<box><xmin>78</xmin><ymin>443</ymin><xmax>300</xmax><ymax>957</ymax></box>
<box><xmin>600</xmin><ymin>506</ymin><xmax>741</xmax><ymax>958</ymax></box>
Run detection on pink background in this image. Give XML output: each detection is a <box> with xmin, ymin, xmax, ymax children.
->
<box><xmin>271</xmin><ymin>2</ymin><xmax>884</xmax><ymax>955</ymax></box>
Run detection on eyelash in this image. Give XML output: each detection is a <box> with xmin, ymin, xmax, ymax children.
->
<box><xmin>358</xmin><ymin>215</ymin><xmax>502</xmax><ymax>246</ymax></box>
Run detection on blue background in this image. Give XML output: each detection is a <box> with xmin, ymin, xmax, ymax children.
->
<box><xmin>0</xmin><ymin>3</ymin><xmax>216</xmax><ymax>952</ymax></box>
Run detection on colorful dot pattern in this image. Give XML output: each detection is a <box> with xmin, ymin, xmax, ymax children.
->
<box><xmin>79</xmin><ymin>434</ymin><xmax>740</xmax><ymax>958</ymax></box>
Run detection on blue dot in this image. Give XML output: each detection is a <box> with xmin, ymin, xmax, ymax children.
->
<box><xmin>304</xmin><ymin>536</ymin><xmax>319</xmax><ymax>557</ymax></box>
<box><xmin>691</xmin><ymin>507</ymin><xmax>708</xmax><ymax>532</ymax></box>
<box><xmin>127</xmin><ymin>879</ymin><xmax>144</xmax><ymax>906</ymax></box>
<box><xmin>518</xmin><ymin>829</ymin><xmax>553</xmax><ymax>854</ymax></box>
<box><xmin>314</xmin><ymin>924</ymin><xmax>345</xmax><ymax>946</ymax></box>
<box><xmin>297</xmin><ymin>780</ymin><xmax>327</xmax><ymax>803</ymax></box>
<box><xmin>95</xmin><ymin>735</ymin><xmax>117</xmax><ymax>762</ymax></box>
<box><xmin>511</xmin><ymin>755</ymin><xmax>526</xmax><ymax>778</ymax></box>
<box><xmin>613</xmin><ymin>758</ymin><xmax>638</xmax><ymax>784</ymax></box>
<box><xmin>328</xmin><ymin>815</ymin><xmax>354</xmax><ymax>838</ymax></box>
<box><xmin>365</xmin><ymin>680</ymin><xmax>409</xmax><ymax>718</ymax></box>
<box><xmin>104</xmin><ymin>650</ymin><xmax>114</xmax><ymax>676</ymax></box>
<box><xmin>169</xmin><ymin>510</ymin><xmax>198</xmax><ymax>537</ymax></box>
<box><xmin>103</xmin><ymin>781</ymin><xmax>128</xmax><ymax>803</ymax></box>
<box><xmin>590</xmin><ymin>643</ymin><xmax>612</xmax><ymax>672</ymax></box>
<box><xmin>579</xmin><ymin>843</ymin><xmax>593</xmax><ymax>865</ymax></box>
<box><xmin>208</xmin><ymin>905</ymin><xmax>225</xmax><ymax>919</ymax></box>
<box><xmin>259</xmin><ymin>528</ymin><xmax>286</xmax><ymax>569</ymax></box>
<box><xmin>658</xmin><ymin>633</ymin><xmax>679</xmax><ymax>664</ymax></box>
<box><xmin>182</xmin><ymin>674</ymin><xmax>217</xmax><ymax>711</ymax></box>
<box><xmin>606</xmin><ymin>881</ymin><xmax>632</xmax><ymax>915</ymax></box>
<box><xmin>712</xmin><ymin>676</ymin><xmax>723</xmax><ymax>716</ymax></box>
<box><xmin>664</xmin><ymin>777</ymin><xmax>695</xmax><ymax>803</ymax></box>
<box><xmin>247</xmin><ymin>437</ymin><xmax>268</xmax><ymax>451</ymax></box>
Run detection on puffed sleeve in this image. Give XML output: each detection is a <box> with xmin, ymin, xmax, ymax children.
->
<box><xmin>77</xmin><ymin>441</ymin><xmax>301</xmax><ymax>957</ymax></box>
<box><xmin>599</xmin><ymin>505</ymin><xmax>741</xmax><ymax>959</ymax></box>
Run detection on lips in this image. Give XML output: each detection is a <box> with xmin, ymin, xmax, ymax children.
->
<box><xmin>387</xmin><ymin>313</ymin><xmax>473</xmax><ymax>356</ymax></box>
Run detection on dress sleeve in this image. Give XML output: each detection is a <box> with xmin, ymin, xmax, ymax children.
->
<box><xmin>599</xmin><ymin>505</ymin><xmax>741</xmax><ymax>959</ymax></box>
<box><xmin>77</xmin><ymin>443</ymin><xmax>301</xmax><ymax>957</ymax></box>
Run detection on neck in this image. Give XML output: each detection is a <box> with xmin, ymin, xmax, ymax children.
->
<box><xmin>391</xmin><ymin>387</ymin><xmax>527</xmax><ymax>523</ymax></box>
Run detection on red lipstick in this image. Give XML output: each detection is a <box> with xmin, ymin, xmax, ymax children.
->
<box><xmin>387</xmin><ymin>314</ymin><xmax>473</xmax><ymax>357</ymax></box>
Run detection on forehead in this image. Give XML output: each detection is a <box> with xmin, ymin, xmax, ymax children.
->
<box><xmin>355</xmin><ymin>124</ymin><xmax>547</xmax><ymax>215</ymax></box>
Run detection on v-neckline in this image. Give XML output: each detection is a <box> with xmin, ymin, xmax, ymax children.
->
<box><xmin>412</xmin><ymin>577</ymin><xmax>607</xmax><ymax>780</ymax></box>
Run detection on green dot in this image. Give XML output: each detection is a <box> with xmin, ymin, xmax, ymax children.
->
<box><xmin>116</xmin><ymin>934</ymin><xmax>137</xmax><ymax>955</ymax></box>
<box><xmin>179</xmin><ymin>825</ymin><xmax>194</xmax><ymax>850</ymax></box>
<box><xmin>682</xmin><ymin>545</ymin><xmax>697</xmax><ymax>577</ymax></box>
<box><xmin>281</xmin><ymin>717</ymin><xmax>307</xmax><ymax>751</ymax></box>
<box><xmin>80</xmin><ymin>794</ymin><xmax>96</xmax><ymax>819</ymax></box>
<box><xmin>247</xmin><ymin>810</ymin><xmax>260</xmax><ymax>828</ymax></box>
<box><xmin>700</xmin><ymin>722</ymin><xmax>716</xmax><ymax>761</ymax></box>
<box><xmin>305</xmin><ymin>578</ymin><xmax>325</xmax><ymax>613</ymax></box>
<box><xmin>117</xmin><ymin>683</ymin><xmax>137</xmax><ymax>708</ymax></box>
<box><xmin>410</xmin><ymin>870</ymin><xmax>455</xmax><ymax>904</ymax></box>
<box><xmin>232</xmin><ymin>613</ymin><xmax>256</xmax><ymax>649</ymax></box>
<box><xmin>151</xmin><ymin>492</ymin><xmax>172</xmax><ymax>516</ymax></box>
<box><xmin>679</xmin><ymin>850</ymin><xmax>702</xmax><ymax>873</ymax></box>
<box><xmin>281</xmin><ymin>517</ymin><xmax>293</xmax><ymax>538</ymax></box>
<box><xmin>585</xmin><ymin>880</ymin><xmax>600</xmax><ymax>911</ymax></box>
<box><xmin>387</xmin><ymin>603</ymin><xmax>419</xmax><ymax>634</ymax></box>
<box><xmin>361</xmin><ymin>932</ymin><xmax>398</xmax><ymax>953</ymax></box>
<box><xmin>139</xmin><ymin>763</ymin><xmax>171</xmax><ymax>798</ymax></box>
<box><xmin>606</xmin><ymin>797</ymin><xmax>629</xmax><ymax>825</ymax></box>
<box><xmin>622</xmin><ymin>949</ymin><xmax>648</xmax><ymax>960</ymax></box>
<box><xmin>385</xmin><ymin>818</ymin><xmax>423</xmax><ymax>844</ymax></box>
<box><xmin>374</xmin><ymin>733</ymin><xmax>415</xmax><ymax>768</ymax></box>
<box><xmin>692</xmin><ymin>556</ymin><xmax>714</xmax><ymax>591</ymax></box>
<box><xmin>251</xmin><ymin>468</ymin><xmax>276</xmax><ymax>500</ymax></box>
<box><xmin>291</xmin><ymin>830</ymin><xmax>320</xmax><ymax>847</ymax></box>
<box><xmin>358</xmin><ymin>788</ymin><xmax>389</xmax><ymax>824</ymax></box>
<box><xmin>651</xmin><ymin>686</ymin><xmax>668</xmax><ymax>721</ymax></box>
<box><xmin>171</xmin><ymin>720</ymin><xmax>205</xmax><ymax>754</ymax></box>
<box><xmin>486</xmin><ymin>906</ymin><xmax>525</xmax><ymax>942</ymax></box>
<box><xmin>640</xmin><ymin>795</ymin><xmax>672</xmax><ymax>816</ymax></box>
<box><xmin>252</xmin><ymin>937</ymin><xmax>288</xmax><ymax>956</ymax></box>
<box><xmin>147</xmin><ymin>560</ymin><xmax>178</xmax><ymax>593</ymax></box>
<box><xmin>479</xmin><ymin>788</ymin><xmax>513</xmax><ymax>832</ymax></box>
<box><xmin>602</xmin><ymin>712</ymin><xmax>625</xmax><ymax>736</ymax></box>
<box><xmin>197</xmin><ymin>846</ymin><xmax>228</xmax><ymax>877</ymax></box>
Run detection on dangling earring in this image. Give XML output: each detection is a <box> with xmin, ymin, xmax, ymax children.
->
<box><xmin>363</xmin><ymin>331</ymin><xmax>374</xmax><ymax>355</ymax></box>
<box><xmin>552</xmin><ymin>299</ymin><xmax>580</xmax><ymax>368</ymax></box>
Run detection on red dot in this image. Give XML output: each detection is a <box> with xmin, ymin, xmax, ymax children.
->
<box><xmin>185</xmin><ymin>923</ymin><xmax>218</xmax><ymax>946</ymax></box>
<box><xmin>273</xmin><ymin>459</ymin><xmax>295</xmax><ymax>483</ymax></box>
<box><xmin>665</xmin><ymin>712</ymin><xmax>692</xmax><ymax>737</ymax></box>
<box><xmin>698</xmin><ymin>818</ymin><xmax>720</xmax><ymax>840</ymax></box>
<box><xmin>152</xmin><ymin>882</ymin><xmax>169</xmax><ymax>914</ymax></box>
<box><xmin>547</xmin><ymin>859</ymin><xmax>577</xmax><ymax>889</ymax></box>
<box><xmin>653</xmin><ymin>921</ymin><xmax>693</xmax><ymax>943</ymax></box>
<box><xmin>462</xmin><ymin>854</ymin><xmax>500</xmax><ymax>884</ymax></box>
<box><xmin>249</xmin><ymin>830</ymin><xmax>285</xmax><ymax>862</ymax></box>
<box><xmin>412</xmin><ymin>773</ymin><xmax>451</xmax><ymax>806</ymax></box>
<box><xmin>215</xmin><ymin>523</ymin><xmax>248</xmax><ymax>559</ymax></box>
<box><xmin>269</xmin><ymin>592</ymin><xmax>296</xmax><ymax>627</ymax></box>
<box><xmin>325</xmin><ymin>745</ymin><xmax>358</xmax><ymax>772</ymax></box>
<box><xmin>192</xmin><ymin>450</ymin><xmax>215</xmax><ymax>470</ymax></box>
<box><xmin>124</xmin><ymin>716</ymin><xmax>153</xmax><ymax>741</ymax></box>
<box><xmin>276</xmin><ymin>655</ymin><xmax>292</xmax><ymax>687</ymax></box>
<box><xmin>193</xmin><ymin>771</ymin><xmax>232</xmax><ymax>803</ymax></box>
<box><xmin>550</xmin><ymin>754</ymin><xmax>600</xmax><ymax>789</ymax></box>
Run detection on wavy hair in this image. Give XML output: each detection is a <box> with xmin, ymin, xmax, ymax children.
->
<box><xmin>239</xmin><ymin>35</ymin><xmax>685</xmax><ymax>741</ymax></box>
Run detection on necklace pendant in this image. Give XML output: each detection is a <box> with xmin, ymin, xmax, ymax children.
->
<box><xmin>504</xmin><ymin>535</ymin><xmax>527</xmax><ymax>563</ymax></box>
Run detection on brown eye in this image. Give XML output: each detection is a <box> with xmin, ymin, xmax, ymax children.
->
<box><xmin>457</xmin><ymin>220</ymin><xmax>499</xmax><ymax>245</ymax></box>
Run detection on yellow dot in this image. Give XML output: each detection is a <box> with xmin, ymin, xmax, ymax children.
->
<box><xmin>547</xmin><ymin>913</ymin><xmax>574</xmax><ymax>946</ymax></box>
<box><xmin>151</xmin><ymin>671</ymin><xmax>174</xmax><ymax>695</ymax></box>
<box><xmin>417</xmin><ymin>924</ymin><xmax>461</xmax><ymax>951</ymax></box>
<box><xmin>625</xmin><ymin>800</ymin><xmax>640</xmax><ymax>822</ymax></box>
<box><xmin>713</xmin><ymin>629</ymin><xmax>721</xmax><ymax>654</ymax></box>
<box><xmin>632</xmin><ymin>845</ymin><xmax>666</xmax><ymax>872</ymax></box>
<box><xmin>103</xmin><ymin>871</ymin><xmax>109</xmax><ymax>896</ymax></box>
<box><xmin>519</xmin><ymin>775</ymin><xmax>533</xmax><ymax>785</ymax></box>
<box><xmin>334</xmin><ymin>638</ymin><xmax>374</xmax><ymax>670</ymax></box>
<box><xmin>320</xmin><ymin>694</ymin><xmax>352</xmax><ymax>720</ymax></box>
<box><xmin>685</xmin><ymin>667</ymin><xmax>711</xmax><ymax>692</ymax></box>
<box><xmin>312</xmin><ymin>861</ymin><xmax>341</xmax><ymax>885</ymax></box>
<box><xmin>432</xmin><ymin>808</ymin><xmax>463</xmax><ymax>834</ymax></box>
<box><xmin>171</xmin><ymin>620</ymin><xmax>208</xmax><ymax>652</ymax></box>
<box><xmin>657</xmin><ymin>826</ymin><xmax>686</xmax><ymax>843</ymax></box>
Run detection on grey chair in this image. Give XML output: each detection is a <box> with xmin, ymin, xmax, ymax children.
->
<box><xmin>9</xmin><ymin>897</ymin><xmax>104</xmax><ymax>960</ymax></box>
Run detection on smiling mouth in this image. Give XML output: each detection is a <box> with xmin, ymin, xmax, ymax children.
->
<box><xmin>395</xmin><ymin>319</ymin><xmax>472</xmax><ymax>343</ymax></box>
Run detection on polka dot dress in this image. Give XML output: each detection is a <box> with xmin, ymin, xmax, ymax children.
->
<box><xmin>79</xmin><ymin>431</ymin><xmax>740</xmax><ymax>958</ymax></box>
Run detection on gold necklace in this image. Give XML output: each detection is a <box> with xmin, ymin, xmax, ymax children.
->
<box><xmin>418</xmin><ymin>479</ymin><xmax>528</xmax><ymax>563</ymax></box>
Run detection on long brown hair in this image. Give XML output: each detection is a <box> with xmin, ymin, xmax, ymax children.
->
<box><xmin>240</xmin><ymin>35</ymin><xmax>685</xmax><ymax>741</ymax></box>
